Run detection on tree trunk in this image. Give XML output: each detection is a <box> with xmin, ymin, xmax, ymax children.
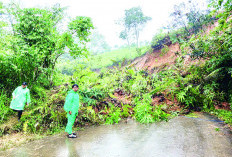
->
<box><xmin>135</xmin><ymin>25</ymin><xmax>139</xmax><ymax>48</ymax></box>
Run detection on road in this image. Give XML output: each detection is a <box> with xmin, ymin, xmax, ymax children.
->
<box><xmin>0</xmin><ymin>113</ymin><xmax>231</xmax><ymax>157</ymax></box>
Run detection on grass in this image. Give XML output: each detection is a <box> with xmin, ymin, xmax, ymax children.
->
<box><xmin>86</xmin><ymin>46</ymin><xmax>149</xmax><ymax>69</ymax></box>
<box><xmin>56</xmin><ymin>46</ymin><xmax>150</xmax><ymax>73</ymax></box>
<box><xmin>186</xmin><ymin>112</ymin><xmax>199</xmax><ymax>118</ymax></box>
<box><xmin>210</xmin><ymin>109</ymin><xmax>232</xmax><ymax>126</ymax></box>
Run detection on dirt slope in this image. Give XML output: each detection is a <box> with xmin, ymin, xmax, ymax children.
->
<box><xmin>131</xmin><ymin>21</ymin><xmax>219</xmax><ymax>71</ymax></box>
<box><xmin>132</xmin><ymin>43</ymin><xmax>180</xmax><ymax>71</ymax></box>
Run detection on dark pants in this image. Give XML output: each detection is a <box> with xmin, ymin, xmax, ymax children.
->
<box><xmin>13</xmin><ymin>110</ymin><xmax>23</xmax><ymax>120</ymax></box>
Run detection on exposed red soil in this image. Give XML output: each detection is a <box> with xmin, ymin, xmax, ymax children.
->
<box><xmin>214</xmin><ymin>102</ymin><xmax>231</xmax><ymax>111</ymax></box>
<box><xmin>113</xmin><ymin>93</ymin><xmax>132</xmax><ymax>105</ymax></box>
<box><xmin>204</xmin><ymin>21</ymin><xmax>218</xmax><ymax>34</ymax></box>
<box><xmin>111</xmin><ymin>89</ymin><xmax>183</xmax><ymax>113</ymax></box>
<box><xmin>126</xmin><ymin>21</ymin><xmax>231</xmax><ymax>113</ymax></box>
<box><xmin>151</xmin><ymin>95</ymin><xmax>182</xmax><ymax>113</ymax></box>
<box><xmin>131</xmin><ymin>21</ymin><xmax>221</xmax><ymax>71</ymax></box>
<box><xmin>132</xmin><ymin>43</ymin><xmax>180</xmax><ymax>71</ymax></box>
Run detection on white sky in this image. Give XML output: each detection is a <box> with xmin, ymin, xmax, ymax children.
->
<box><xmin>1</xmin><ymin>0</ymin><xmax>208</xmax><ymax>47</ymax></box>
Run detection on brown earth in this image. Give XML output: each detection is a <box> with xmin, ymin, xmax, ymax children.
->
<box><xmin>214</xmin><ymin>102</ymin><xmax>231</xmax><ymax>111</ymax></box>
<box><xmin>151</xmin><ymin>95</ymin><xmax>183</xmax><ymax>113</ymax></box>
<box><xmin>132</xmin><ymin>43</ymin><xmax>180</xmax><ymax>71</ymax></box>
<box><xmin>130</xmin><ymin>21</ymin><xmax>220</xmax><ymax>72</ymax></box>
<box><xmin>122</xmin><ymin>21</ymin><xmax>227</xmax><ymax>114</ymax></box>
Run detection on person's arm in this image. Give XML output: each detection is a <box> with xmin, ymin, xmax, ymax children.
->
<box><xmin>64</xmin><ymin>93</ymin><xmax>73</xmax><ymax>113</ymax></box>
<box><xmin>12</xmin><ymin>87</ymin><xmax>19</xmax><ymax>99</ymax></box>
<box><xmin>26</xmin><ymin>90</ymin><xmax>31</xmax><ymax>105</ymax></box>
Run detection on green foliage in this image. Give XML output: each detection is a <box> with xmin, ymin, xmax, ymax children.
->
<box><xmin>80</xmin><ymin>88</ymin><xmax>106</xmax><ymax>106</ymax></box>
<box><xmin>210</xmin><ymin>109</ymin><xmax>232</xmax><ymax>125</ymax></box>
<box><xmin>52</xmin><ymin>71</ymin><xmax>70</xmax><ymax>86</ymax></box>
<box><xmin>68</xmin><ymin>16</ymin><xmax>94</xmax><ymax>42</ymax></box>
<box><xmin>153</xmin><ymin>105</ymin><xmax>170</xmax><ymax>121</ymax></box>
<box><xmin>202</xmin><ymin>83</ymin><xmax>217</xmax><ymax>109</ymax></box>
<box><xmin>61</xmin><ymin>46</ymin><xmax>148</xmax><ymax>70</ymax></box>
<box><xmin>186</xmin><ymin>0</ymin><xmax>232</xmax><ymax>59</ymax></box>
<box><xmin>105</xmin><ymin>104</ymin><xmax>122</xmax><ymax>124</ymax></box>
<box><xmin>166</xmin><ymin>0</ymin><xmax>232</xmax><ymax>112</ymax></box>
<box><xmin>176</xmin><ymin>85</ymin><xmax>204</xmax><ymax>109</ymax></box>
<box><xmin>0</xmin><ymin>90</ymin><xmax>13</xmax><ymax>123</ymax></box>
<box><xmin>119</xmin><ymin>6</ymin><xmax>151</xmax><ymax>47</ymax></box>
<box><xmin>121</xmin><ymin>104</ymin><xmax>131</xmax><ymax>118</ymax></box>
<box><xmin>122</xmin><ymin>70</ymin><xmax>150</xmax><ymax>96</ymax></box>
<box><xmin>151</xmin><ymin>30</ymin><xmax>168</xmax><ymax>48</ymax></box>
<box><xmin>2</xmin><ymin>0</ymin><xmax>232</xmax><ymax>138</ymax></box>
<box><xmin>134</xmin><ymin>94</ymin><xmax>169</xmax><ymax>123</ymax></box>
<box><xmin>169</xmin><ymin>0</ymin><xmax>212</xmax><ymax>36</ymax></box>
<box><xmin>0</xmin><ymin>3</ymin><xmax>94</xmax><ymax>92</ymax></box>
<box><xmin>169</xmin><ymin>30</ymin><xmax>180</xmax><ymax>44</ymax></box>
<box><xmin>210</xmin><ymin>0</ymin><xmax>232</xmax><ymax>24</ymax></box>
<box><xmin>186</xmin><ymin>19</ymin><xmax>232</xmax><ymax>101</ymax></box>
<box><xmin>119</xmin><ymin>30</ymin><xmax>131</xmax><ymax>46</ymax></box>
<box><xmin>80</xmin><ymin>106</ymin><xmax>104</xmax><ymax>125</ymax></box>
<box><xmin>161</xmin><ymin>45</ymin><xmax>169</xmax><ymax>56</ymax></box>
<box><xmin>136</xmin><ymin>47</ymin><xmax>142</xmax><ymax>56</ymax></box>
<box><xmin>150</xmin><ymin>0</ymin><xmax>213</xmax><ymax>49</ymax></box>
<box><xmin>68</xmin><ymin>16</ymin><xmax>94</xmax><ymax>57</ymax></box>
<box><xmin>19</xmin><ymin>88</ymin><xmax>67</xmax><ymax>134</ymax></box>
<box><xmin>31</xmin><ymin>86</ymin><xmax>48</xmax><ymax>99</ymax></box>
<box><xmin>134</xmin><ymin>103</ymin><xmax>154</xmax><ymax>123</ymax></box>
<box><xmin>151</xmin><ymin>69</ymin><xmax>177</xmax><ymax>97</ymax></box>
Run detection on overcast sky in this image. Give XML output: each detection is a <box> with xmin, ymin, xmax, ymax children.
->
<box><xmin>1</xmin><ymin>0</ymin><xmax>208</xmax><ymax>47</ymax></box>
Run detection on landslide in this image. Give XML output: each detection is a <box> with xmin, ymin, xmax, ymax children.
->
<box><xmin>130</xmin><ymin>21</ymin><xmax>219</xmax><ymax>72</ymax></box>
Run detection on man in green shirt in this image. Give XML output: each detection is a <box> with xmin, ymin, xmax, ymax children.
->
<box><xmin>64</xmin><ymin>84</ymin><xmax>80</xmax><ymax>138</ymax></box>
<box><xmin>10</xmin><ymin>82</ymin><xmax>31</xmax><ymax>121</ymax></box>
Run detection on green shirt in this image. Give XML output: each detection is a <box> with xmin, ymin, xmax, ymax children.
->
<box><xmin>64</xmin><ymin>90</ymin><xmax>79</xmax><ymax>114</ymax></box>
<box><xmin>10</xmin><ymin>86</ymin><xmax>31</xmax><ymax>110</ymax></box>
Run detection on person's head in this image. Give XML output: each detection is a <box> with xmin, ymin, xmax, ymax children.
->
<box><xmin>22</xmin><ymin>82</ymin><xmax>27</xmax><ymax>88</ymax></box>
<box><xmin>72</xmin><ymin>84</ymin><xmax>79</xmax><ymax>92</ymax></box>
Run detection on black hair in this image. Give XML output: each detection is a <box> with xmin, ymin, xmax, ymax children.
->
<box><xmin>72</xmin><ymin>84</ymin><xmax>79</xmax><ymax>88</ymax></box>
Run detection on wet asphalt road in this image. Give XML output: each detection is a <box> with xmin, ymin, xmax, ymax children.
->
<box><xmin>0</xmin><ymin>113</ymin><xmax>231</xmax><ymax>157</ymax></box>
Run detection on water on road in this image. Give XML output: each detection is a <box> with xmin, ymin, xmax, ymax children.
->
<box><xmin>1</xmin><ymin>113</ymin><xmax>231</xmax><ymax>157</ymax></box>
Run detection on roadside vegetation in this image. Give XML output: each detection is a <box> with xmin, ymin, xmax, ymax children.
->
<box><xmin>0</xmin><ymin>0</ymin><xmax>231</xmax><ymax>151</ymax></box>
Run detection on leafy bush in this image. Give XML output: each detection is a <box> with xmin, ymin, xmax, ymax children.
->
<box><xmin>0</xmin><ymin>4</ymin><xmax>93</xmax><ymax>93</ymax></box>
<box><xmin>105</xmin><ymin>104</ymin><xmax>121</xmax><ymax>124</ymax></box>
<box><xmin>134</xmin><ymin>94</ymin><xmax>169</xmax><ymax>123</ymax></box>
<box><xmin>122</xmin><ymin>69</ymin><xmax>151</xmax><ymax>96</ymax></box>
<box><xmin>211</xmin><ymin>109</ymin><xmax>232</xmax><ymax>125</ymax></box>
<box><xmin>0</xmin><ymin>90</ymin><xmax>13</xmax><ymax>123</ymax></box>
<box><xmin>160</xmin><ymin>45</ymin><xmax>169</xmax><ymax>56</ymax></box>
<box><xmin>121</xmin><ymin>104</ymin><xmax>131</xmax><ymax>118</ymax></box>
<box><xmin>176</xmin><ymin>84</ymin><xmax>200</xmax><ymax>107</ymax></box>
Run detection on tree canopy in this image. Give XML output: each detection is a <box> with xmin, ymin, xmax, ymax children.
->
<box><xmin>119</xmin><ymin>6</ymin><xmax>151</xmax><ymax>47</ymax></box>
<box><xmin>0</xmin><ymin>3</ymin><xmax>94</xmax><ymax>91</ymax></box>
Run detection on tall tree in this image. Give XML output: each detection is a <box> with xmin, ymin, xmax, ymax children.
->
<box><xmin>169</xmin><ymin>0</ymin><xmax>211</xmax><ymax>36</ymax></box>
<box><xmin>0</xmin><ymin>3</ymin><xmax>94</xmax><ymax>90</ymax></box>
<box><xmin>119</xmin><ymin>6</ymin><xmax>151</xmax><ymax>47</ymax></box>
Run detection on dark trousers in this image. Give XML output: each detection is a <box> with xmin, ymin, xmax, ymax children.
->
<box><xmin>13</xmin><ymin>110</ymin><xmax>23</xmax><ymax>120</ymax></box>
